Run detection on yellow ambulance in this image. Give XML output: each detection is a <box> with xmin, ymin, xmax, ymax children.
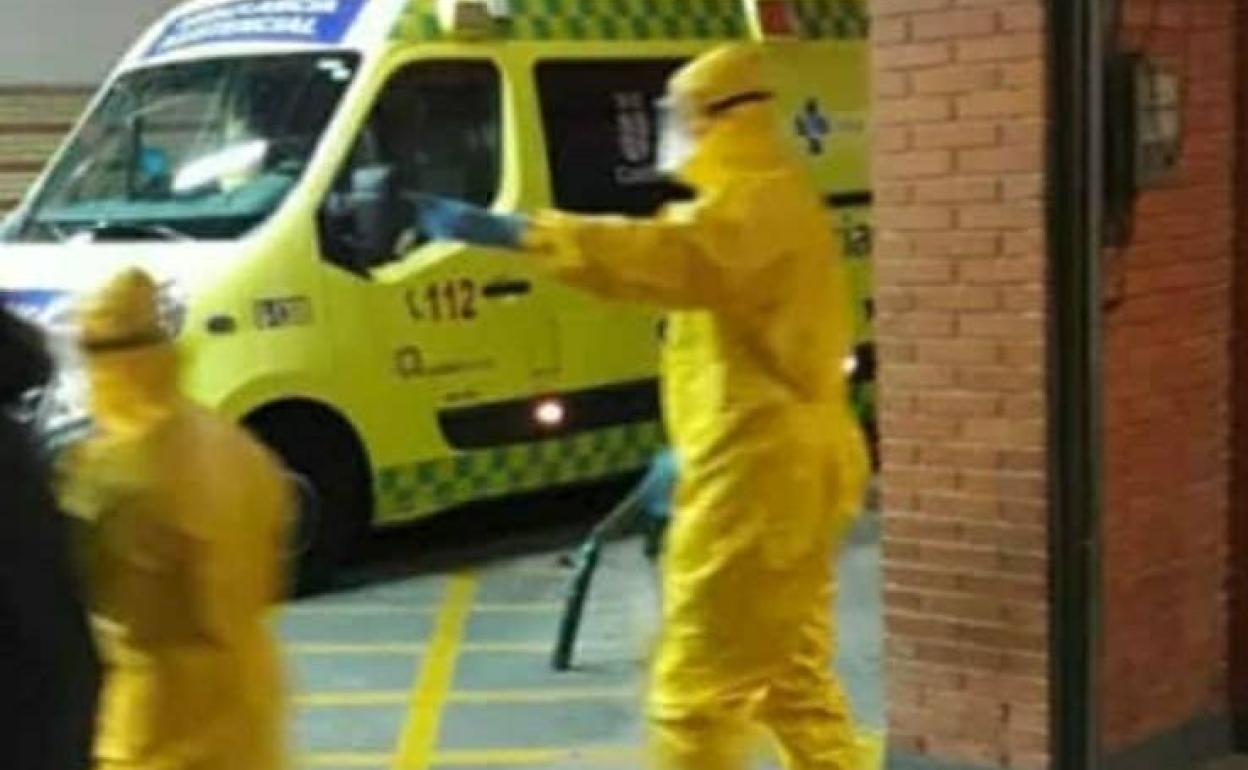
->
<box><xmin>0</xmin><ymin>0</ymin><xmax>871</xmax><ymax>584</ymax></box>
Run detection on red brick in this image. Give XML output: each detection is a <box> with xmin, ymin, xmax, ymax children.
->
<box><xmin>957</xmin><ymin>365</ymin><xmax>1044</xmax><ymax>393</ymax></box>
<box><xmin>884</xmin><ymin>363</ymin><xmax>959</xmax><ymax>388</ymax></box>
<box><xmin>921</xmin><ymin>391</ymin><xmax>1001</xmax><ymax>418</ymax></box>
<box><xmin>1001</xmin><ymin>59</ymin><xmax>1045</xmax><ymax>88</ymax></box>
<box><xmin>958</xmin><ymin>89</ymin><xmax>1042</xmax><ymax>119</ymax></box>
<box><xmin>958</xmin><ymin>311</ymin><xmax>1041</xmax><ymax>339</ymax></box>
<box><xmin>875</xmin><ymin>95</ymin><xmax>955</xmax><ymax>125</ymax></box>
<box><xmin>1002</xmin><ymin>341</ymin><xmax>1045</xmax><ymax>368</ymax></box>
<box><xmin>911</xmin><ymin>8</ymin><xmax>999</xmax><ymax>40</ymax></box>
<box><xmin>959</xmin><ymin>256</ymin><xmax>1041</xmax><ymax>285</ymax></box>
<box><xmin>960</xmin><ymin>520</ymin><xmax>1047</xmax><ymax>552</ymax></box>
<box><xmin>1001</xmin><ymin>172</ymin><xmax>1044</xmax><ymax>200</ymax></box>
<box><xmin>1002</xmin><ymin>228</ymin><xmax>1046</xmax><ymax>255</ymax></box>
<box><xmin>962</xmin><ymin>417</ymin><xmax>1044</xmax><ymax>444</ymax></box>
<box><xmin>884</xmin><ymin>564</ymin><xmax>962</xmax><ymax>593</ymax></box>
<box><xmin>912</xmin><ymin>121</ymin><xmax>999</xmax><ymax>149</ymax></box>
<box><xmin>915</xmin><ymin>177</ymin><xmax>999</xmax><ymax>203</ymax></box>
<box><xmin>913</xmin><ymin>64</ymin><xmax>1001</xmax><ymax>96</ymax></box>
<box><xmin>873</xmin><ymin>15</ymin><xmax>911</xmax><ymax>45</ymax></box>
<box><xmin>1001</xmin><ymin>284</ymin><xmax>1046</xmax><ymax>313</ymax></box>
<box><xmin>876</xmin><ymin>41</ymin><xmax>955</xmax><ymax>70</ymax></box>
<box><xmin>874</xmin><ymin>234</ymin><xmax>916</xmax><ymax>261</ymax></box>
<box><xmin>875</xmin><ymin>181</ymin><xmax>913</xmax><ymax>205</ymax></box>
<box><xmin>1001</xmin><ymin>448</ymin><xmax>1045</xmax><ymax>472</ymax></box>
<box><xmin>881</xmin><ymin>412</ymin><xmax>961</xmax><ymax>440</ymax></box>
<box><xmin>880</xmin><ymin>309</ymin><xmax>958</xmax><ymax>337</ymax></box>
<box><xmin>992</xmin><ymin>4</ymin><xmax>1043</xmax><ymax>31</ymax></box>
<box><xmin>911</xmin><ymin>286</ymin><xmax>1002</xmax><ymax>312</ymax></box>
<box><xmin>920</xmin><ymin>491</ymin><xmax>1003</xmax><ymax>519</ymax></box>
<box><xmin>1003</xmin><ymin>393</ymin><xmax>1046</xmax><ymax>419</ymax></box>
<box><xmin>959</xmin><ymin>145</ymin><xmax>1043</xmax><ymax>174</ymax></box>
<box><xmin>875</xmin><ymin>257</ymin><xmax>957</xmax><ymax>285</ymax></box>
<box><xmin>876</xmin><ymin>148</ymin><xmax>954</xmax><ymax>179</ymax></box>
<box><xmin>958</xmin><ymin>469</ymin><xmax>1047</xmax><ymax>499</ymax></box>
<box><xmin>1001</xmin><ymin>119</ymin><xmax>1045</xmax><ymax>147</ymax></box>
<box><xmin>916</xmin><ymin>339</ymin><xmax>1001</xmax><ymax>366</ymax></box>
<box><xmin>956</xmin><ymin>33</ymin><xmax>1042</xmax><ymax>62</ymax></box>
<box><xmin>873</xmin><ymin>71</ymin><xmax>911</xmax><ymax>99</ymax></box>
<box><xmin>918</xmin><ymin>442</ymin><xmax>1001</xmax><ymax>471</ymax></box>
<box><xmin>914</xmin><ymin>231</ymin><xmax>1002</xmax><ymax>258</ymax></box>
<box><xmin>874</xmin><ymin>0</ymin><xmax>953</xmax><ymax>15</ymax></box>
<box><xmin>874</xmin><ymin>205</ymin><xmax>956</xmax><ymax>231</ymax></box>
<box><xmin>958</xmin><ymin>201</ymin><xmax>1043</xmax><ymax>230</ymax></box>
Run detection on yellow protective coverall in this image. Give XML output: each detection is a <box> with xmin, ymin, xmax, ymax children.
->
<box><xmin>60</xmin><ymin>269</ymin><xmax>290</xmax><ymax>770</ymax></box>
<box><xmin>523</xmin><ymin>45</ymin><xmax>869</xmax><ymax>770</ymax></box>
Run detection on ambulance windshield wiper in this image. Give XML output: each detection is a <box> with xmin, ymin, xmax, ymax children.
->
<box><xmin>84</xmin><ymin>221</ymin><xmax>193</xmax><ymax>242</ymax></box>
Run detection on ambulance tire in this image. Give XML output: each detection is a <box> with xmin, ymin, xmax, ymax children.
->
<box><xmin>247</xmin><ymin>407</ymin><xmax>371</xmax><ymax>597</ymax></box>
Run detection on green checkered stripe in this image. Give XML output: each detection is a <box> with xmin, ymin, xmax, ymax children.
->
<box><xmin>793</xmin><ymin>0</ymin><xmax>868</xmax><ymax>40</ymax></box>
<box><xmin>375</xmin><ymin>421</ymin><xmax>665</xmax><ymax>521</ymax></box>
<box><xmin>393</xmin><ymin>0</ymin><xmax>867</xmax><ymax>42</ymax></box>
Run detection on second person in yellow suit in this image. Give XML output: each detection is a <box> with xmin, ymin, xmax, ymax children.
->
<box><xmin>59</xmin><ymin>268</ymin><xmax>291</xmax><ymax>770</ymax></box>
<box><xmin>416</xmin><ymin>44</ymin><xmax>869</xmax><ymax>770</ymax></box>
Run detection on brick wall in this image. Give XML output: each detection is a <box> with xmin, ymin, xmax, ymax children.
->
<box><xmin>870</xmin><ymin>0</ymin><xmax>1050</xmax><ymax>767</ymax></box>
<box><xmin>1100</xmin><ymin>0</ymin><xmax>1235</xmax><ymax>752</ymax></box>
<box><xmin>0</xmin><ymin>88</ymin><xmax>91</xmax><ymax>211</ymax></box>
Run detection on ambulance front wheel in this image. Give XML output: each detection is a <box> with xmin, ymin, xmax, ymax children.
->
<box><xmin>247</xmin><ymin>405</ymin><xmax>371</xmax><ymax>596</ymax></box>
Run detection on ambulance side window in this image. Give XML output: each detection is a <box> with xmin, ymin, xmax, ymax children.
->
<box><xmin>536</xmin><ymin>59</ymin><xmax>691</xmax><ymax>216</ymax></box>
<box><xmin>319</xmin><ymin>60</ymin><xmax>501</xmax><ymax>272</ymax></box>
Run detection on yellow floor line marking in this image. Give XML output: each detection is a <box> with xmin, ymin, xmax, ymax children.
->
<box><xmin>471</xmin><ymin>602</ymin><xmax>562</xmax><ymax>614</ymax></box>
<box><xmin>297</xmin><ymin>691</ymin><xmax>409</xmax><ymax>707</ymax></box>
<box><xmin>287</xmin><ymin>643</ymin><xmax>426</xmax><ymax>655</ymax></box>
<box><xmin>859</xmin><ymin>730</ymin><xmax>886</xmax><ymax>770</ymax></box>
<box><xmin>447</xmin><ymin>687</ymin><xmax>635</xmax><ymax>705</ymax></box>
<box><xmin>497</xmin><ymin>566</ymin><xmax>573</xmax><ymax>578</ymax></box>
<box><xmin>297</xmin><ymin>687</ymin><xmax>634</xmax><ymax>708</ymax></box>
<box><xmin>302</xmin><ymin>752</ymin><xmax>392</xmax><ymax>768</ymax></box>
<box><xmin>283</xmin><ymin>640</ymin><xmax>623</xmax><ymax>656</ymax></box>
<box><xmin>430</xmin><ymin>746</ymin><xmax>639</xmax><ymax>767</ymax></box>
<box><xmin>288</xmin><ymin>601</ymin><xmax>562</xmax><ymax>616</ymax></box>
<box><xmin>458</xmin><ymin>641</ymin><xmax>621</xmax><ymax>654</ymax></box>
<box><xmin>287</xmin><ymin>604</ymin><xmax>436</xmax><ymax>616</ymax></box>
<box><xmin>393</xmin><ymin>573</ymin><xmax>477</xmax><ymax>770</ymax></box>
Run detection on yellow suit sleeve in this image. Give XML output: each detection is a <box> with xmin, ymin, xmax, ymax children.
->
<box><xmin>523</xmin><ymin>185</ymin><xmax>773</xmax><ymax>313</ymax></box>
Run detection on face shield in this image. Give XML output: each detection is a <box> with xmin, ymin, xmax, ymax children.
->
<box><xmin>655</xmin><ymin>97</ymin><xmax>696</xmax><ymax>175</ymax></box>
<box><xmin>654</xmin><ymin>90</ymin><xmax>777</xmax><ymax>176</ymax></box>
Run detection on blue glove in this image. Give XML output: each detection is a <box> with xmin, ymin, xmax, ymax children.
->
<box><xmin>640</xmin><ymin>449</ymin><xmax>678</xmax><ymax>523</ymax></box>
<box><xmin>411</xmin><ymin>193</ymin><xmax>528</xmax><ymax>250</ymax></box>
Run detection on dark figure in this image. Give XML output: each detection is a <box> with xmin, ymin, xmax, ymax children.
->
<box><xmin>0</xmin><ymin>305</ymin><xmax>100</xmax><ymax>770</ymax></box>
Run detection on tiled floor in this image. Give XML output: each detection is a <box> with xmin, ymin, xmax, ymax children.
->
<box><xmin>280</xmin><ymin>509</ymin><xmax>884</xmax><ymax>770</ymax></box>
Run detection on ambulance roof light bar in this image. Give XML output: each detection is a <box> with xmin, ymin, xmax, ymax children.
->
<box><xmin>437</xmin><ymin>0</ymin><xmax>510</xmax><ymax>39</ymax></box>
<box><xmin>747</xmin><ymin>0</ymin><xmax>798</xmax><ymax>39</ymax></box>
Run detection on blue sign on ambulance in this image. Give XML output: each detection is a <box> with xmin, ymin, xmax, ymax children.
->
<box><xmin>147</xmin><ymin>0</ymin><xmax>365</xmax><ymax>58</ymax></box>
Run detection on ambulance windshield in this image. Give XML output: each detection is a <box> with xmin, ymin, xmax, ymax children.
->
<box><xmin>12</xmin><ymin>52</ymin><xmax>358</xmax><ymax>243</ymax></box>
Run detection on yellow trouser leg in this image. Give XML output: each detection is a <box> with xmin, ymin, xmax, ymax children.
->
<box><xmin>756</xmin><ymin>611</ymin><xmax>857</xmax><ymax>770</ymax></box>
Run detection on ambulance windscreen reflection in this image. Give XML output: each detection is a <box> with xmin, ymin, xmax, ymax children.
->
<box><xmin>8</xmin><ymin>53</ymin><xmax>358</xmax><ymax>245</ymax></box>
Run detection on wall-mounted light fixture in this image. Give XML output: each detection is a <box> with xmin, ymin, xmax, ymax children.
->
<box><xmin>1103</xmin><ymin>52</ymin><xmax>1183</xmax><ymax>246</ymax></box>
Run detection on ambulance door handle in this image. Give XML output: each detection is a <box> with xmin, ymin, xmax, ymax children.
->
<box><xmin>482</xmin><ymin>279</ymin><xmax>532</xmax><ymax>299</ymax></box>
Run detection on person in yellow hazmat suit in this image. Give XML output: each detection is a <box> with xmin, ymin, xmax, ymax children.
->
<box><xmin>58</xmin><ymin>268</ymin><xmax>291</xmax><ymax>770</ymax></box>
<box><xmin>414</xmin><ymin>44</ymin><xmax>869</xmax><ymax>770</ymax></box>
